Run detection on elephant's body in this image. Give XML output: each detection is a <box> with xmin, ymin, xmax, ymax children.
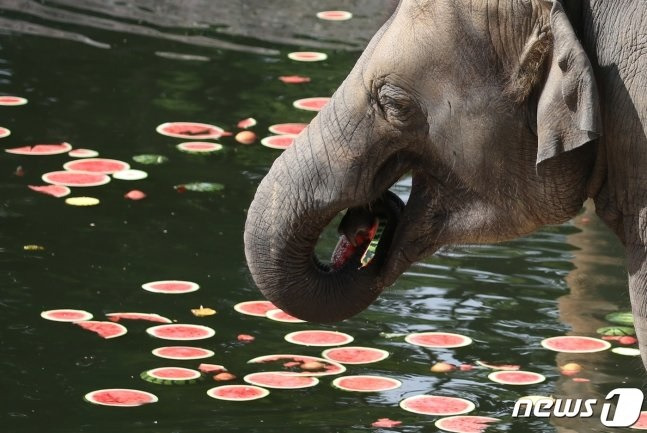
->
<box><xmin>245</xmin><ymin>0</ymin><xmax>647</xmax><ymax>374</ymax></box>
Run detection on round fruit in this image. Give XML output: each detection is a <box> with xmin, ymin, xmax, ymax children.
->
<box><xmin>287</xmin><ymin>52</ymin><xmax>327</xmax><ymax>62</ymax></box>
<box><xmin>321</xmin><ymin>347</ymin><xmax>389</xmax><ymax>364</ymax></box>
<box><xmin>284</xmin><ymin>330</ymin><xmax>353</xmax><ymax>347</ymax></box>
<box><xmin>152</xmin><ymin>346</ymin><xmax>214</xmax><ymax>360</ymax></box>
<box><xmin>146</xmin><ymin>324</ymin><xmax>215</xmax><ymax>341</ymax></box>
<box><xmin>84</xmin><ymin>389</ymin><xmax>158</xmax><ymax>407</ymax></box>
<box><xmin>332</xmin><ymin>375</ymin><xmax>401</xmax><ymax>392</ymax></box>
<box><xmin>206</xmin><ymin>385</ymin><xmax>269</xmax><ymax>401</ymax></box>
<box><xmin>233</xmin><ymin>300</ymin><xmax>277</xmax><ymax>317</ymax></box>
<box><xmin>434</xmin><ymin>416</ymin><xmax>500</xmax><ymax>433</ymax></box>
<box><xmin>141</xmin><ymin>367</ymin><xmax>202</xmax><ymax>385</ymax></box>
<box><xmin>42</xmin><ymin>171</ymin><xmax>110</xmax><ymax>187</ymax></box>
<box><xmin>265</xmin><ymin>308</ymin><xmax>305</xmax><ymax>323</ymax></box>
<box><xmin>605</xmin><ymin>311</ymin><xmax>634</xmax><ymax>326</ymax></box>
<box><xmin>268</xmin><ymin>123</ymin><xmax>307</xmax><ymax>135</ymax></box>
<box><xmin>316</xmin><ymin>11</ymin><xmax>353</xmax><ymax>21</ymax></box>
<box><xmin>400</xmin><ymin>395</ymin><xmax>475</xmax><ymax>416</ymax></box>
<box><xmin>112</xmin><ymin>169</ymin><xmax>148</xmax><ymax>180</ymax></box>
<box><xmin>488</xmin><ymin>370</ymin><xmax>545</xmax><ymax>385</ymax></box>
<box><xmin>243</xmin><ymin>372</ymin><xmax>319</xmax><ymax>389</ymax></box>
<box><xmin>176</xmin><ymin>142</ymin><xmax>223</xmax><ymax>153</ymax></box>
<box><xmin>541</xmin><ymin>336</ymin><xmax>611</xmax><ymax>353</ymax></box>
<box><xmin>247</xmin><ymin>354</ymin><xmax>346</xmax><ymax>377</ymax></box>
<box><xmin>75</xmin><ymin>321</ymin><xmax>127</xmax><ymax>339</ymax></box>
<box><xmin>405</xmin><ymin>332</ymin><xmax>473</xmax><ymax>348</ymax></box>
<box><xmin>106</xmin><ymin>312</ymin><xmax>172</xmax><ymax>323</ymax></box>
<box><xmin>292</xmin><ymin>97</ymin><xmax>330</xmax><ymax>111</ymax></box>
<box><xmin>260</xmin><ymin>135</ymin><xmax>296</xmax><ymax>150</ymax></box>
<box><xmin>7</xmin><ymin>142</ymin><xmax>72</xmax><ymax>155</ymax></box>
<box><xmin>141</xmin><ymin>280</ymin><xmax>200</xmax><ymax>294</ymax></box>
<box><xmin>63</xmin><ymin>158</ymin><xmax>130</xmax><ymax>174</ymax></box>
<box><xmin>156</xmin><ymin>122</ymin><xmax>224</xmax><ymax>139</ymax></box>
<box><xmin>41</xmin><ymin>309</ymin><xmax>93</xmax><ymax>322</ymax></box>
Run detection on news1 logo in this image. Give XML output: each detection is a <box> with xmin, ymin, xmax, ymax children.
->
<box><xmin>512</xmin><ymin>388</ymin><xmax>644</xmax><ymax>427</ymax></box>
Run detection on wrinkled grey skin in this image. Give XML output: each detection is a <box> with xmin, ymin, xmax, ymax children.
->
<box><xmin>245</xmin><ymin>0</ymin><xmax>647</xmax><ymax>371</ymax></box>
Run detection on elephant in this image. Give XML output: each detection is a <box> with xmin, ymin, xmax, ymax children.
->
<box><xmin>244</xmin><ymin>0</ymin><xmax>647</xmax><ymax>370</ymax></box>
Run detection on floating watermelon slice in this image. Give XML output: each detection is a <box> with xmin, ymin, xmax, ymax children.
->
<box><xmin>41</xmin><ymin>309</ymin><xmax>93</xmax><ymax>322</ymax></box>
<box><xmin>113</xmin><ymin>169</ymin><xmax>148</xmax><ymax>180</ymax></box>
<box><xmin>247</xmin><ymin>354</ymin><xmax>346</xmax><ymax>377</ymax></box>
<box><xmin>266</xmin><ymin>308</ymin><xmax>305</xmax><ymax>323</ymax></box>
<box><xmin>76</xmin><ymin>321</ymin><xmax>127</xmax><ymax>339</ymax></box>
<box><xmin>321</xmin><ymin>347</ymin><xmax>389</xmax><ymax>364</ymax></box>
<box><xmin>488</xmin><ymin>370</ymin><xmax>545</xmax><ymax>385</ymax></box>
<box><xmin>400</xmin><ymin>395</ymin><xmax>476</xmax><ymax>416</ymax></box>
<box><xmin>68</xmin><ymin>148</ymin><xmax>99</xmax><ymax>158</ymax></box>
<box><xmin>106</xmin><ymin>312</ymin><xmax>172</xmax><ymax>324</ymax></box>
<box><xmin>540</xmin><ymin>336</ymin><xmax>611</xmax><ymax>353</ymax></box>
<box><xmin>0</xmin><ymin>96</ymin><xmax>28</xmax><ymax>106</ymax></box>
<box><xmin>632</xmin><ymin>411</ymin><xmax>647</xmax><ymax>429</ymax></box>
<box><xmin>268</xmin><ymin>123</ymin><xmax>307</xmax><ymax>135</ymax></box>
<box><xmin>146</xmin><ymin>324</ymin><xmax>215</xmax><ymax>341</ymax></box>
<box><xmin>29</xmin><ymin>185</ymin><xmax>71</xmax><ymax>198</ymax></box>
<box><xmin>292</xmin><ymin>97</ymin><xmax>330</xmax><ymax>111</ymax></box>
<box><xmin>278</xmin><ymin>76</ymin><xmax>311</xmax><ymax>84</ymax></box>
<box><xmin>6</xmin><ymin>142</ymin><xmax>72</xmax><ymax>155</ymax></box>
<box><xmin>475</xmin><ymin>361</ymin><xmax>521</xmax><ymax>371</ymax></box>
<box><xmin>0</xmin><ymin>127</ymin><xmax>10</xmax><ymax>138</ymax></box>
<box><xmin>434</xmin><ymin>416</ymin><xmax>500</xmax><ymax>433</ymax></box>
<box><xmin>176</xmin><ymin>142</ymin><xmax>223</xmax><ymax>153</ymax></box>
<box><xmin>332</xmin><ymin>375</ymin><xmax>401</xmax><ymax>392</ymax></box>
<box><xmin>42</xmin><ymin>170</ymin><xmax>111</xmax><ymax>187</ymax></box>
<box><xmin>260</xmin><ymin>135</ymin><xmax>296</xmax><ymax>150</ymax></box>
<box><xmin>142</xmin><ymin>280</ymin><xmax>200</xmax><ymax>294</ymax></box>
<box><xmin>63</xmin><ymin>158</ymin><xmax>130</xmax><ymax>174</ymax></box>
<box><xmin>237</xmin><ymin>117</ymin><xmax>257</xmax><ymax>129</ymax></box>
<box><xmin>316</xmin><ymin>11</ymin><xmax>353</xmax><ymax>21</ymax></box>
<box><xmin>405</xmin><ymin>332</ymin><xmax>473</xmax><ymax>348</ymax></box>
<box><xmin>141</xmin><ymin>367</ymin><xmax>203</xmax><ymax>385</ymax></box>
<box><xmin>612</xmin><ymin>347</ymin><xmax>641</xmax><ymax>356</ymax></box>
<box><xmin>287</xmin><ymin>52</ymin><xmax>327</xmax><ymax>62</ymax></box>
<box><xmin>207</xmin><ymin>385</ymin><xmax>269</xmax><ymax>401</ymax></box>
<box><xmin>285</xmin><ymin>330</ymin><xmax>353</xmax><ymax>347</ymax></box>
<box><xmin>84</xmin><ymin>389</ymin><xmax>158</xmax><ymax>407</ymax></box>
<box><xmin>156</xmin><ymin>122</ymin><xmax>224</xmax><ymax>139</ymax></box>
<box><xmin>243</xmin><ymin>372</ymin><xmax>319</xmax><ymax>389</ymax></box>
<box><xmin>152</xmin><ymin>346</ymin><xmax>214</xmax><ymax>360</ymax></box>
<box><xmin>234</xmin><ymin>300</ymin><xmax>277</xmax><ymax>317</ymax></box>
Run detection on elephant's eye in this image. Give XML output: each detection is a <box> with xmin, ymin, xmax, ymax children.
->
<box><xmin>377</xmin><ymin>84</ymin><xmax>416</xmax><ymax>125</ymax></box>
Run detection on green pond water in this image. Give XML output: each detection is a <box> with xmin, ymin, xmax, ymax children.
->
<box><xmin>0</xmin><ymin>2</ymin><xmax>644</xmax><ymax>433</ymax></box>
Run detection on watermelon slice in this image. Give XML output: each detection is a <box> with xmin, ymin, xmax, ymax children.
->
<box><xmin>372</xmin><ymin>419</ymin><xmax>402</xmax><ymax>428</ymax></box>
<box><xmin>146</xmin><ymin>324</ymin><xmax>215</xmax><ymax>341</ymax></box>
<box><xmin>268</xmin><ymin>123</ymin><xmax>307</xmax><ymax>135</ymax></box>
<box><xmin>287</xmin><ymin>52</ymin><xmax>327</xmax><ymax>62</ymax></box>
<box><xmin>243</xmin><ymin>372</ymin><xmax>319</xmax><ymax>389</ymax></box>
<box><xmin>76</xmin><ymin>321</ymin><xmax>127</xmax><ymax>339</ymax></box>
<box><xmin>6</xmin><ymin>142</ymin><xmax>72</xmax><ymax>155</ymax></box>
<box><xmin>605</xmin><ymin>311</ymin><xmax>634</xmax><ymax>326</ymax></box>
<box><xmin>332</xmin><ymin>375</ymin><xmax>401</xmax><ymax>392</ymax></box>
<box><xmin>68</xmin><ymin>148</ymin><xmax>99</xmax><ymax>158</ymax></box>
<box><xmin>284</xmin><ymin>330</ymin><xmax>353</xmax><ymax>347</ymax></box>
<box><xmin>84</xmin><ymin>389</ymin><xmax>158</xmax><ymax>407</ymax></box>
<box><xmin>106</xmin><ymin>312</ymin><xmax>172</xmax><ymax>324</ymax></box>
<box><xmin>234</xmin><ymin>300</ymin><xmax>277</xmax><ymax>317</ymax></box>
<box><xmin>41</xmin><ymin>309</ymin><xmax>93</xmax><ymax>322</ymax></box>
<box><xmin>316</xmin><ymin>11</ymin><xmax>353</xmax><ymax>21</ymax></box>
<box><xmin>278</xmin><ymin>76</ymin><xmax>311</xmax><ymax>84</ymax></box>
<box><xmin>29</xmin><ymin>185</ymin><xmax>71</xmax><ymax>198</ymax></box>
<box><xmin>199</xmin><ymin>363</ymin><xmax>227</xmax><ymax>373</ymax></box>
<box><xmin>247</xmin><ymin>354</ymin><xmax>346</xmax><ymax>377</ymax></box>
<box><xmin>156</xmin><ymin>122</ymin><xmax>224</xmax><ymax>139</ymax></box>
<box><xmin>141</xmin><ymin>367</ymin><xmax>203</xmax><ymax>385</ymax></box>
<box><xmin>488</xmin><ymin>370</ymin><xmax>545</xmax><ymax>385</ymax></box>
<box><xmin>260</xmin><ymin>135</ymin><xmax>296</xmax><ymax>150</ymax></box>
<box><xmin>206</xmin><ymin>385</ymin><xmax>269</xmax><ymax>401</ymax></box>
<box><xmin>321</xmin><ymin>347</ymin><xmax>389</xmax><ymax>364</ymax></box>
<box><xmin>112</xmin><ymin>169</ymin><xmax>148</xmax><ymax>181</ymax></box>
<box><xmin>612</xmin><ymin>347</ymin><xmax>641</xmax><ymax>356</ymax></box>
<box><xmin>0</xmin><ymin>127</ymin><xmax>10</xmax><ymax>138</ymax></box>
<box><xmin>631</xmin><ymin>411</ymin><xmax>647</xmax><ymax>429</ymax></box>
<box><xmin>475</xmin><ymin>361</ymin><xmax>520</xmax><ymax>371</ymax></box>
<box><xmin>141</xmin><ymin>280</ymin><xmax>200</xmax><ymax>294</ymax></box>
<box><xmin>63</xmin><ymin>158</ymin><xmax>130</xmax><ymax>174</ymax></box>
<box><xmin>540</xmin><ymin>336</ymin><xmax>611</xmax><ymax>353</ymax></box>
<box><xmin>266</xmin><ymin>308</ymin><xmax>305</xmax><ymax>323</ymax></box>
<box><xmin>125</xmin><ymin>190</ymin><xmax>146</xmax><ymax>200</ymax></box>
<box><xmin>0</xmin><ymin>96</ymin><xmax>28</xmax><ymax>106</ymax></box>
<box><xmin>152</xmin><ymin>346</ymin><xmax>214</xmax><ymax>360</ymax></box>
<box><xmin>400</xmin><ymin>395</ymin><xmax>476</xmax><ymax>416</ymax></box>
<box><xmin>237</xmin><ymin>117</ymin><xmax>257</xmax><ymax>129</ymax></box>
<box><xmin>292</xmin><ymin>97</ymin><xmax>330</xmax><ymax>111</ymax></box>
<box><xmin>434</xmin><ymin>416</ymin><xmax>500</xmax><ymax>433</ymax></box>
<box><xmin>405</xmin><ymin>332</ymin><xmax>473</xmax><ymax>348</ymax></box>
<box><xmin>42</xmin><ymin>170</ymin><xmax>111</xmax><ymax>187</ymax></box>
<box><xmin>176</xmin><ymin>142</ymin><xmax>223</xmax><ymax>153</ymax></box>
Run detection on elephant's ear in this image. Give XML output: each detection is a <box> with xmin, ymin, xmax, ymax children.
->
<box><xmin>535</xmin><ymin>1</ymin><xmax>602</xmax><ymax>165</ymax></box>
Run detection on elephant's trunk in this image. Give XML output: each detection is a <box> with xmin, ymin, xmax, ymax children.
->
<box><xmin>244</xmin><ymin>76</ymin><xmax>408</xmax><ymax>322</ymax></box>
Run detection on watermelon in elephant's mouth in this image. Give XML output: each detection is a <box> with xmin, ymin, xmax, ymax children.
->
<box><xmin>330</xmin><ymin>191</ymin><xmax>404</xmax><ymax>271</ymax></box>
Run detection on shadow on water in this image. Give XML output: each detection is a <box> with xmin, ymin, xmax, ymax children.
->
<box><xmin>0</xmin><ymin>2</ymin><xmax>643</xmax><ymax>433</ymax></box>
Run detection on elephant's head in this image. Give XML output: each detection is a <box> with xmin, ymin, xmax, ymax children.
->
<box><xmin>244</xmin><ymin>0</ymin><xmax>601</xmax><ymax>322</ymax></box>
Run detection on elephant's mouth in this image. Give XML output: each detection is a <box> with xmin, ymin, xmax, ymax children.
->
<box><xmin>323</xmin><ymin>190</ymin><xmax>405</xmax><ymax>274</ymax></box>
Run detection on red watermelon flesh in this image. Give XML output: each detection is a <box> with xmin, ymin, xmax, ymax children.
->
<box><xmin>42</xmin><ymin>170</ymin><xmax>110</xmax><ymax>187</ymax></box>
<box><xmin>334</xmin><ymin>376</ymin><xmax>400</xmax><ymax>392</ymax></box>
<box><xmin>489</xmin><ymin>371</ymin><xmax>544</xmax><ymax>384</ymax></box>
<box><xmin>400</xmin><ymin>395</ymin><xmax>475</xmax><ymax>416</ymax></box>
<box><xmin>28</xmin><ymin>185</ymin><xmax>71</xmax><ymax>198</ymax></box>
<box><xmin>244</xmin><ymin>372</ymin><xmax>318</xmax><ymax>389</ymax></box>
<box><xmin>278</xmin><ymin>76</ymin><xmax>311</xmax><ymax>84</ymax></box>
<box><xmin>286</xmin><ymin>330</ymin><xmax>352</xmax><ymax>345</ymax></box>
<box><xmin>147</xmin><ymin>324</ymin><xmax>214</xmax><ymax>340</ymax></box>
<box><xmin>207</xmin><ymin>385</ymin><xmax>269</xmax><ymax>401</ymax></box>
<box><xmin>632</xmin><ymin>411</ymin><xmax>647</xmax><ymax>429</ymax></box>
<box><xmin>153</xmin><ymin>346</ymin><xmax>214</xmax><ymax>360</ymax></box>
<box><xmin>435</xmin><ymin>416</ymin><xmax>500</xmax><ymax>433</ymax></box>
<box><xmin>85</xmin><ymin>389</ymin><xmax>157</xmax><ymax>407</ymax></box>
<box><xmin>6</xmin><ymin>143</ymin><xmax>72</xmax><ymax>155</ymax></box>
<box><xmin>542</xmin><ymin>336</ymin><xmax>610</xmax><ymax>352</ymax></box>
<box><xmin>76</xmin><ymin>321</ymin><xmax>127</xmax><ymax>339</ymax></box>
<box><xmin>234</xmin><ymin>300</ymin><xmax>277</xmax><ymax>316</ymax></box>
<box><xmin>150</xmin><ymin>367</ymin><xmax>198</xmax><ymax>379</ymax></box>
<box><xmin>268</xmin><ymin>123</ymin><xmax>307</xmax><ymax>135</ymax></box>
<box><xmin>63</xmin><ymin>158</ymin><xmax>129</xmax><ymax>174</ymax></box>
<box><xmin>322</xmin><ymin>347</ymin><xmax>387</xmax><ymax>364</ymax></box>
